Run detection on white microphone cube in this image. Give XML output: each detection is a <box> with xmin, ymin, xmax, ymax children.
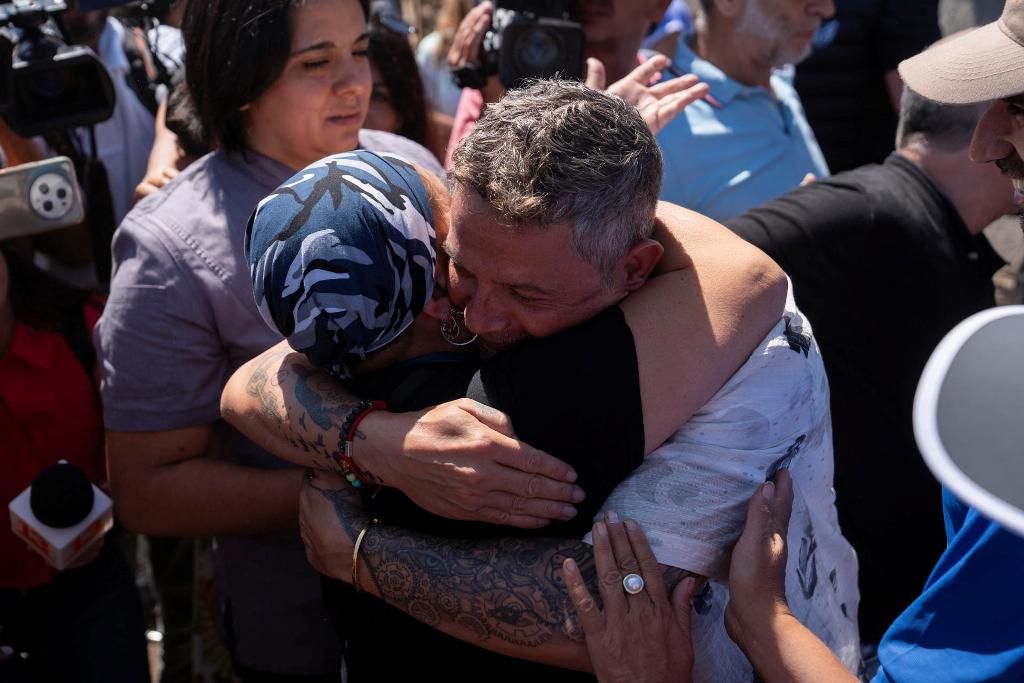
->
<box><xmin>8</xmin><ymin>484</ymin><xmax>114</xmax><ymax>570</ymax></box>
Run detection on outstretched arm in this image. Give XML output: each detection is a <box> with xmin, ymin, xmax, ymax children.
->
<box><xmin>224</xmin><ymin>202</ymin><xmax>785</xmax><ymax>503</ymax></box>
<box><xmin>300</xmin><ymin>471</ymin><xmax>698</xmax><ymax>672</ymax></box>
<box><xmin>224</xmin><ymin>346</ymin><xmax>585</xmax><ymax>529</ymax></box>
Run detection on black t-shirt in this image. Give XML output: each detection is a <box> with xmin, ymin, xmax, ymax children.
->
<box><xmin>727</xmin><ymin>154</ymin><xmax>1003</xmax><ymax>641</ymax></box>
<box><xmin>324</xmin><ymin>306</ymin><xmax>644</xmax><ymax>682</ymax></box>
<box><xmin>795</xmin><ymin>0</ymin><xmax>940</xmax><ymax>173</ymax></box>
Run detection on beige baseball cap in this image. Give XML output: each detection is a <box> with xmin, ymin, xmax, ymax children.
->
<box><xmin>899</xmin><ymin>0</ymin><xmax>1024</xmax><ymax>104</ymax></box>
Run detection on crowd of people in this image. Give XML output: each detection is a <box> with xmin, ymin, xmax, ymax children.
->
<box><xmin>2</xmin><ymin>0</ymin><xmax>1022</xmax><ymax>681</ymax></box>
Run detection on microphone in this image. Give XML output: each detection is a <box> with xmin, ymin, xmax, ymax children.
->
<box><xmin>8</xmin><ymin>462</ymin><xmax>113</xmax><ymax>570</ymax></box>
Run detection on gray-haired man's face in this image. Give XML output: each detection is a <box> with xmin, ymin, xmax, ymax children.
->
<box><xmin>735</xmin><ymin>0</ymin><xmax>834</xmax><ymax>68</ymax></box>
<box><xmin>441</xmin><ymin>190</ymin><xmax>626</xmax><ymax>353</ymax></box>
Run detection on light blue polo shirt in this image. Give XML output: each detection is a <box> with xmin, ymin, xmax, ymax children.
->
<box><xmin>657</xmin><ymin>40</ymin><xmax>829</xmax><ymax>222</ymax></box>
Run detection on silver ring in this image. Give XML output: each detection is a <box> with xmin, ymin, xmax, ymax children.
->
<box><xmin>622</xmin><ymin>573</ymin><xmax>645</xmax><ymax>595</ymax></box>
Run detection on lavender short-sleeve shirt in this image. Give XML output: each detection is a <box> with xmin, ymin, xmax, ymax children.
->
<box><xmin>95</xmin><ymin>130</ymin><xmax>443</xmax><ymax>674</ymax></box>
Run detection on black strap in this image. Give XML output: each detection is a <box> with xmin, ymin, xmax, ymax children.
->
<box><xmin>44</xmin><ymin>129</ymin><xmax>116</xmax><ymax>287</ymax></box>
<box><xmin>119</xmin><ymin>20</ymin><xmax>173</xmax><ymax>118</ymax></box>
<box><xmin>60</xmin><ymin>297</ymin><xmax>97</xmax><ymax>382</ymax></box>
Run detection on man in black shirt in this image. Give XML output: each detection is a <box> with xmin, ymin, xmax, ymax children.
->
<box><xmin>795</xmin><ymin>0</ymin><xmax>941</xmax><ymax>173</ymax></box>
<box><xmin>238</xmin><ymin>201</ymin><xmax>781</xmax><ymax>683</ymax></box>
<box><xmin>726</xmin><ymin>87</ymin><xmax>1014</xmax><ymax>642</ymax></box>
<box><xmin>228</xmin><ymin>81</ymin><xmax>793</xmax><ymax>681</ymax></box>
<box><xmin>321</xmin><ymin>305</ymin><xmax>650</xmax><ymax>683</ymax></box>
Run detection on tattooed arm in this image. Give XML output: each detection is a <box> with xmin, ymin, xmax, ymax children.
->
<box><xmin>222</xmin><ymin>341</ymin><xmax>584</xmax><ymax>528</ymax></box>
<box><xmin>222</xmin><ymin>342</ymin><xmax>358</xmax><ymax>477</ymax></box>
<box><xmin>299</xmin><ymin>471</ymin><xmax>699</xmax><ymax>672</ymax></box>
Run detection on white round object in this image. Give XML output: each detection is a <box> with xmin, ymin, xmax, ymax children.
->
<box><xmin>622</xmin><ymin>573</ymin><xmax>645</xmax><ymax>595</ymax></box>
<box><xmin>29</xmin><ymin>172</ymin><xmax>75</xmax><ymax>221</ymax></box>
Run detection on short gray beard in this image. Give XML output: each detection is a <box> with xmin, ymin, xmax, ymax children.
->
<box><xmin>736</xmin><ymin>0</ymin><xmax>813</xmax><ymax>68</ymax></box>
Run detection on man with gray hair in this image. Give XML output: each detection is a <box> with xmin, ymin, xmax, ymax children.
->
<box><xmin>227</xmin><ymin>79</ymin><xmax>860</xmax><ymax>681</ymax></box>
<box><xmin>657</xmin><ymin>0</ymin><xmax>834</xmax><ymax>221</ymax></box>
<box><xmin>727</xmin><ymin>86</ymin><xmax>1015</xmax><ymax>644</ymax></box>
<box><xmin>442</xmin><ymin>80</ymin><xmax>666</xmax><ymax>348</ymax></box>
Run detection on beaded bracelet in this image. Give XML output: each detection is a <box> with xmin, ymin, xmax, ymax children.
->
<box><xmin>336</xmin><ymin>399</ymin><xmax>388</xmax><ymax>490</ymax></box>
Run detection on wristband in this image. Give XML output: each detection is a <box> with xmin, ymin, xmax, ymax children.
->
<box><xmin>336</xmin><ymin>400</ymin><xmax>387</xmax><ymax>490</ymax></box>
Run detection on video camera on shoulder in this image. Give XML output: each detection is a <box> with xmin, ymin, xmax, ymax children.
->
<box><xmin>0</xmin><ymin>0</ymin><xmax>117</xmax><ymax>138</ymax></box>
<box><xmin>453</xmin><ymin>0</ymin><xmax>585</xmax><ymax>90</ymax></box>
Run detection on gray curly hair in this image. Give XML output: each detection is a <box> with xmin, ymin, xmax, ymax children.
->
<box><xmin>448</xmin><ymin>79</ymin><xmax>663</xmax><ymax>279</ymax></box>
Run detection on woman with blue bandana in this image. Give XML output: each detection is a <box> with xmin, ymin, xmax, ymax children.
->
<box><xmin>94</xmin><ymin>2</ymin><xmax>447</xmax><ymax>678</ymax></box>
<box><xmin>246</xmin><ymin>150</ymin><xmax>446</xmax><ymax>383</ymax></box>
<box><xmin>238</xmin><ymin>148</ymin><xmax>788</xmax><ymax>683</ymax></box>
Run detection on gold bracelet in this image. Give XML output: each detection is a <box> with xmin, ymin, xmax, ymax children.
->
<box><xmin>351</xmin><ymin>519</ymin><xmax>377</xmax><ymax>593</ymax></box>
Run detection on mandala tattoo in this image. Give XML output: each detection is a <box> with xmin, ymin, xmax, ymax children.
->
<box><xmin>352</xmin><ymin>522</ymin><xmax>695</xmax><ymax>651</ymax></box>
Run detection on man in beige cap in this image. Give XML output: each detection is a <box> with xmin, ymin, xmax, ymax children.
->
<box><xmin>901</xmin><ymin>0</ymin><xmax>1024</xmax><ymax>220</ymax></box>
<box><xmin>555</xmin><ymin>4</ymin><xmax>1024</xmax><ymax>682</ymax></box>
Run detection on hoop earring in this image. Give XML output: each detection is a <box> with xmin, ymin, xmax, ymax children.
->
<box><xmin>441</xmin><ymin>307</ymin><xmax>478</xmax><ymax>347</ymax></box>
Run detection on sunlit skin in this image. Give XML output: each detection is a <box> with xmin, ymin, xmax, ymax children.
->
<box><xmin>734</xmin><ymin>0</ymin><xmax>835</xmax><ymax>67</ymax></box>
<box><xmin>971</xmin><ymin>95</ymin><xmax>1024</xmax><ymax>208</ymax></box>
<box><xmin>698</xmin><ymin>0</ymin><xmax>834</xmax><ymax>88</ymax></box>
<box><xmin>244</xmin><ymin>0</ymin><xmax>372</xmax><ymax>171</ymax></box>
<box><xmin>443</xmin><ymin>189</ymin><xmax>661</xmax><ymax>352</ymax></box>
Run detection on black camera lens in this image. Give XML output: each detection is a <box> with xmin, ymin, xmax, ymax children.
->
<box><xmin>514</xmin><ymin>26</ymin><xmax>562</xmax><ymax>73</ymax></box>
<box><xmin>495</xmin><ymin>7</ymin><xmax>585</xmax><ymax>88</ymax></box>
<box><xmin>27</xmin><ymin>70</ymin><xmax>65</xmax><ymax>102</ymax></box>
<box><xmin>7</xmin><ymin>48</ymin><xmax>116</xmax><ymax>136</ymax></box>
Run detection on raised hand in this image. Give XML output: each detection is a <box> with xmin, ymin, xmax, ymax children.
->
<box><xmin>588</xmin><ymin>56</ymin><xmax>710</xmax><ymax>136</ymax></box>
<box><xmin>724</xmin><ymin>470</ymin><xmax>794</xmax><ymax>646</ymax></box>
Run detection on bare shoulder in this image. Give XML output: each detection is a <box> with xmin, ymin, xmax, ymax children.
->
<box><xmin>657</xmin><ymin>201</ymin><xmax>786</xmax><ymax>313</ymax></box>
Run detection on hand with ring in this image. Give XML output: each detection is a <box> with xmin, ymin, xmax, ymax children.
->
<box><xmin>563</xmin><ymin>511</ymin><xmax>702</xmax><ymax>683</ymax></box>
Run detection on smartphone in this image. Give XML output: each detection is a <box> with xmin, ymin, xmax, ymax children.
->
<box><xmin>0</xmin><ymin>156</ymin><xmax>84</xmax><ymax>241</ymax></box>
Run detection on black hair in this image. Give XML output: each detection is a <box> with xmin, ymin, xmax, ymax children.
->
<box><xmin>165</xmin><ymin>77</ymin><xmax>211</xmax><ymax>159</ymax></box>
<box><xmin>367</xmin><ymin>22</ymin><xmax>430</xmax><ymax>147</ymax></box>
<box><xmin>183</xmin><ymin>0</ymin><xmax>370</xmax><ymax>154</ymax></box>
<box><xmin>897</xmin><ymin>88</ymin><xmax>988</xmax><ymax>154</ymax></box>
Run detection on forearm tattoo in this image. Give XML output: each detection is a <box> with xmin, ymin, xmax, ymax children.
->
<box><xmin>357</xmin><ymin>524</ymin><xmax>696</xmax><ymax>652</ymax></box>
<box><xmin>245</xmin><ymin>347</ymin><xmax>290</xmax><ymax>423</ymax></box>
<box><xmin>244</xmin><ymin>350</ymin><xmax>379</xmax><ymax>479</ymax></box>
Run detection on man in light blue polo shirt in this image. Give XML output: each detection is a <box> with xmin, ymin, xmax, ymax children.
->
<box><xmin>658</xmin><ymin>0</ymin><xmax>833</xmax><ymax>222</ymax></box>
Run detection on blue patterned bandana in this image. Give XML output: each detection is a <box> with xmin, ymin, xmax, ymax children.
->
<box><xmin>246</xmin><ymin>151</ymin><xmax>436</xmax><ymax>380</ymax></box>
